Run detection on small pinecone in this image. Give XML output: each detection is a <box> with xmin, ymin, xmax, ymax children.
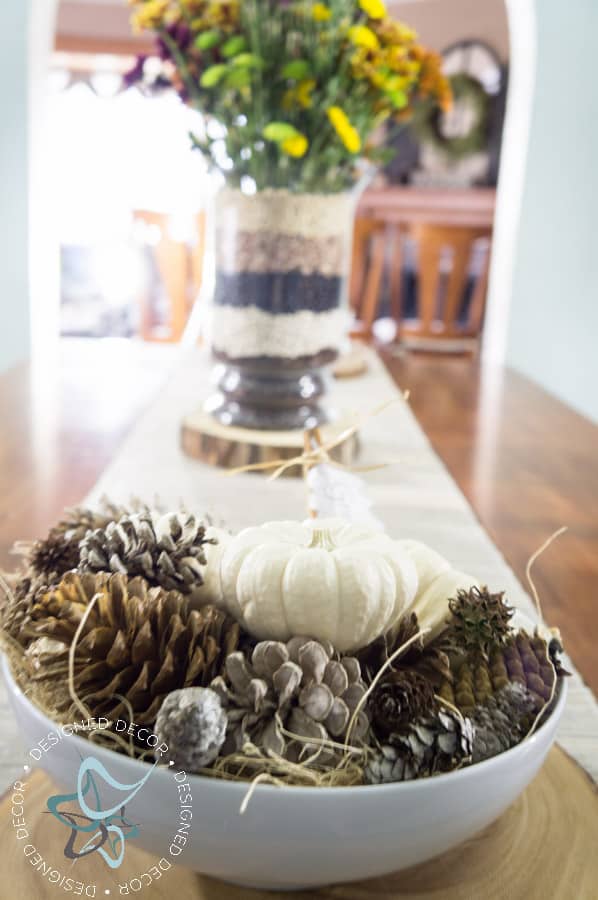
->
<box><xmin>365</xmin><ymin>708</ymin><xmax>474</xmax><ymax>783</ymax></box>
<box><xmin>470</xmin><ymin>682</ymin><xmax>538</xmax><ymax>763</ymax></box>
<box><xmin>358</xmin><ymin>612</ymin><xmax>423</xmax><ymax>675</ymax></box>
<box><xmin>211</xmin><ymin>637</ymin><xmax>369</xmax><ymax>767</ymax></box>
<box><xmin>447</xmin><ymin>586</ymin><xmax>513</xmax><ymax>658</ymax></box>
<box><xmin>359</xmin><ymin>612</ymin><xmax>452</xmax><ymax>691</ymax></box>
<box><xmin>439</xmin><ymin>629</ymin><xmax>557</xmax><ymax>714</ymax></box>
<box><xmin>78</xmin><ymin>512</ymin><xmax>211</xmax><ymax>594</ymax></box>
<box><xmin>19</xmin><ymin>571</ymin><xmax>240</xmax><ymax>725</ymax></box>
<box><xmin>371</xmin><ymin>670</ymin><xmax>436</xmax><ymax>738</ymax></box>
<box><xmin>26</xmin><ymin>501</ymin><xmax>134</xmax><ymax>584</ymax></box>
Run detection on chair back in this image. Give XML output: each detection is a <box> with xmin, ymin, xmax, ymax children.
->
<box><xmin>402</xmin><ymin>223</ymin><xmax>491</xmax><ymax>344</ymax></box>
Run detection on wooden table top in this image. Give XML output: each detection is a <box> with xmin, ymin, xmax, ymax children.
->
<box><xmin>0</xmin><ymin>338</ymin><xmax>596</xmax><ymax>693</ymax></box>
<box><xmin>358</xmin><ymin>186</ymin><xmax>496</xmax><ymax>227</ymax></box>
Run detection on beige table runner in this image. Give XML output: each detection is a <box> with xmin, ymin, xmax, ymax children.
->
<box><xmin>1</xmin><ymin>347</ymin><xmax>597</xmax><ymax>787</ymax></box>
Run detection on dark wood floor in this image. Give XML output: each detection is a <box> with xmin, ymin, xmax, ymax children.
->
<box><xmin>0</xmin><ymin>339</ymin><xmax>596</xmax><ymax>692</ymax></box>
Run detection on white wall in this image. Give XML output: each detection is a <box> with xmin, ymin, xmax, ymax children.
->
<box><xmin>0</xmin><ymin>3</ymin><xmax>30</xmax><ymax>373</ymax></box>
<box><xmin>0</xmin><ymin>0</ymin><xmax>58</xmax><ymax>375</ymax></box>
<box><xmin>504</xmin><ymin>0</ymin><xmax>598</xmax><ymax>422</ymax></box>
<box><xmin>391</xmin><ymin>0</ymin><xmax>509</xmax><ymax>60</ymax></box>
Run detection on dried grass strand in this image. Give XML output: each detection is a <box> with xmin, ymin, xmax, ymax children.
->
<box><xmin>0</xmin><ymin>571</ymin><xmax>16</xmax><ymax>606</ymax></box>
<box><xmin>525</xmin><ymin>526</ymin><xmax>567</xmax><ymax>622</ymax></box>
<box><xmin>67</xmin><ymin>592</ymin><xmax>101</xmax><ymax>720</ymax></box>
<box><xmin>343</xmin><ymin>626</ymin><xmax>430</xmax><ymax>754</ymax></box>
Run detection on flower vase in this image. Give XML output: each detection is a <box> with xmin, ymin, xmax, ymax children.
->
<box><xmin>205</xmin><ymin>186</ymin><xmax>359</xmax><ymax>431</ymax></box>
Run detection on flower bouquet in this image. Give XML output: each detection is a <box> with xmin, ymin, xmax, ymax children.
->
<box><xmin>127</xmin><ymin>0</ymin><xmax>451</xmax><ymax>428</ymax></box>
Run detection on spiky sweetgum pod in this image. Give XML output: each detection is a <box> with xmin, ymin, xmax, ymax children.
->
<box><xmin>447</xmin><ymin>585</ymin><xmax>514</xmax><ymax>658</ymax></box>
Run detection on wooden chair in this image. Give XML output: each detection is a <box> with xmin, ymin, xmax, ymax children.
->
<box><xmin>350</xmin><ymin>216</ymin><xmax>405</xmax><ymax>338</ymax></box>
<box><xmin>350</xmin><ymin>218</ymin><xmax>492</xmax><ymax>350</ymax></box>
<box><xmin>398</xmin><ymin>223</ymin><xmax>492</xmax><ymax>350</ymax></box>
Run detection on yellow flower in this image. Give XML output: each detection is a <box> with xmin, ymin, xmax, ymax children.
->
<box><xmin>131</xmin><ymin>0</ymin><xmax>170</xmax><ymax>33</ymax></box>
<box><xmin>347</xmin><ymin>25</ymin><xmax>379</xmax><ymax>50</ymax></box>
<box><xmin>296</xmin><ymin>79</ymin><xmax>316</xmax><ymax>108</ymax></box>
<box><xmin>359</xmin><ymin>0</ymin><xmax>386</xmax><ymax>19</ymax></box>
<box><xmin>312</xmin><ymin>3</ymin><xmax>332</xmax><ymax>21</ymax></box>
<box><xmin>327</xmin><ymin>106</ymin><xmax>361</xmax><ymax>153</ymax></box>
<box><xmin>282</xmin><ymin>79</ymin><xmax>315</xmax><ymax>110</ymax></box>
<box><xmin>281</xmin><ymin>134</ymin><xmax>309</xmax><ymax>157</ymax></box>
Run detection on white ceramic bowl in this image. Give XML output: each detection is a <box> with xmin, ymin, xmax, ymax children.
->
<box><xmin>2</xmin><ymin>655</ymin><xmax>565</xmax><ymax>891</ymax></box>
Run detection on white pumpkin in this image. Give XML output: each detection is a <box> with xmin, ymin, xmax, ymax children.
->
<box><xmin>398</xmin><ymin>539</ymin><xmax>479</xmax><ymax>642</ymax></box>
<box><xmin>215</xmin><ymin>518</ymin><xmax>419</xmax><ymax>652</ymax></box>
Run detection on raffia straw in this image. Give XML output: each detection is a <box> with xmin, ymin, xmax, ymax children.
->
<box><xmin>525</xmin><ymin>526</ymin><xmax>568</xmax><ymax>623</ymax></box>
<box><xmin>0</xmin><ymin>571</ymin><xmax>16</xmax><ymax>606</ymax></box>
<box><xmin>225</xmin><ymin>396</ymin><xmax>405</xmax><ymax>479</ymax></box>
<box><xmin>342</xmin><ymin>627</ymin><xmax>430</xmax><ymax>759</ymax></box>
<box><xmin>67</xmin><ymin>592</ymin><xmax>101</xmax><ymax>720</ymax></box>
<box><xmin>239</xmin><ymin>773</ymin><xmax>286</xmax><ymax>814</ymax></box>
<box><xmin>435</xmin><ymin>693</ymin><xmax>466</xmax><ymax>721</ymax></box>
<box><xmin>277</xmin><ymin>719</ymin><xmax>365</xmax><ymax>758</ymax></box>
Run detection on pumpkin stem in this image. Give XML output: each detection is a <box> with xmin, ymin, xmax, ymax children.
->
<box><xmin>308</xmin><ymin>529</ymin><xmax>337</xmax><ymax>552</ymax></box>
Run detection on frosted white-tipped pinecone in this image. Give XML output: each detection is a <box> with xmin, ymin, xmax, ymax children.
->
<box><xmin>365</xmin><ymin>709</ymin><xmax>474</xmax><ymax>783</ymax></box>
<box><xmin>471</xmin><ymin>682</ymin><xmax>537</xmax><ymax>763</ymax></box>
<box><xmin>155</xmin><ymin>687</ymin><xmax>227</xmax><ymax>772</ymax></box>
<box><xmin>78</xmin><ymin>511</ymin><xmax>211</xmax><ymax>593</ymax></box>
<box><xmin>211</xmin><ymin>637</ymin><xmax>370</xmax><ymax>767</ymax></box>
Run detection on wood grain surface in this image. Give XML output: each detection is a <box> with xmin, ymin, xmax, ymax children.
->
<box><xmin>1</xmin><ymin>747</ymin><xmax>595</xmax><ymax>900</ymax></box>
<box><xmin>181</xmin><ymin>408</ymin><xmax>358</xmax><ymax>472</ymax></box>
<box><xmin>380</xmin><ymin>349</ymin><xmax>598</xmax><ymax>694</ymax></box>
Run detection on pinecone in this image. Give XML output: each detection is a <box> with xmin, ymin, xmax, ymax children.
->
<box><xmin>211</xmin><ymin>637</ymin><xmax>369</xmax><ymax>767</ymax></box>
<box><xmin>78</xmin><ymin>511</ymin><xmax>212</xmax><ymax>594</ymax></box>
<box><xmin>370</xmin><ymin>670</ymin><xmax>436</xmax><ymax>738</ymax></box>
<box><xmin>365</xmin><ymin>708</ymin><xmax>474</xmax><ymax>783</ymax></box>
<box><xmin>470</xmin><ymin>682</ymin><xmax>538</xmax><ymax>763</ymax></box>
<box><xmin>438</xmin><ymin>629</ymin><xmax>557</xmax><ymax>714</ymax></box>
<box><xmin>358</xmin><ymin>612</ymin><xmax>423</xmax><ymax>674</ymax></box>
<box><xmin>447</xmin><ymin>586</ymin><xmax>513</xmax><ymax>658</ymax></box>
<box><xmin>359</xmin><ymin>612</ymin><xmax>452</xmax><ymax>692</ymax></box>
<box><xmin>19</xmin><ymin>571</ymin><xmax>240</xmax><ymax>725</ymax></box>
<box><xmin>24</xmin><ymin>501</ymin><xmax>135</xmax><ymax>585</ymax></box>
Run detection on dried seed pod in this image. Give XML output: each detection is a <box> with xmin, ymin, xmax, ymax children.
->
<box><xmin>155</xmin><ymin>687</ymin><xmax>227</xmax><ymax>772</ymax></box>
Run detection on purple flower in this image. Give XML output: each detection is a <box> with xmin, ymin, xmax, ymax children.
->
<box><xmin>158</xmin><ymin>21</ymin><xmax>192</xmax><ymax>59</ymax></box>
<box><xmin>123</xmin><ymin>55</ymin><xmax>147</xmax><ymax>88</ymax></box>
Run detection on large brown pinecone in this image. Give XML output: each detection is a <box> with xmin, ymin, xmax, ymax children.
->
<box><xmin>365</xmin><ymin>708</ymin><xmax>474</xmax><ymax>783</ymax></box>
<box><xmin>78</xmin><ymin>512</ymin><xmax>211</xmax><ymax>594</ymax></box>
<box><xmin>211</xmin><ymin>637</ymin><xmax>369</xmax><ymax>767</ymax></box>
<box><xmin>18</xmin><ymin>572</ymin><xmax>240</xmax><ymax>725</ymax></box>
<box><xmin>470</xmin><ymin>682</ymin><xmax>538</xmax><ymax>763</ymax></box>
<box><xmin>370</xmin><ymin>670</ymin><xmax>436</xmax><ymax>738</ymax></box>
<box><xmin>439</xmin><ymin>630</ymin><xmax>557</xmax><ymax>714</ymax></box>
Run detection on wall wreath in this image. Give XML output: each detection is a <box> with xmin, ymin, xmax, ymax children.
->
<box><xmin>416</xmin><ymin>73</ymin><xmax>491</xmax><ymax>161</ymax></box>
